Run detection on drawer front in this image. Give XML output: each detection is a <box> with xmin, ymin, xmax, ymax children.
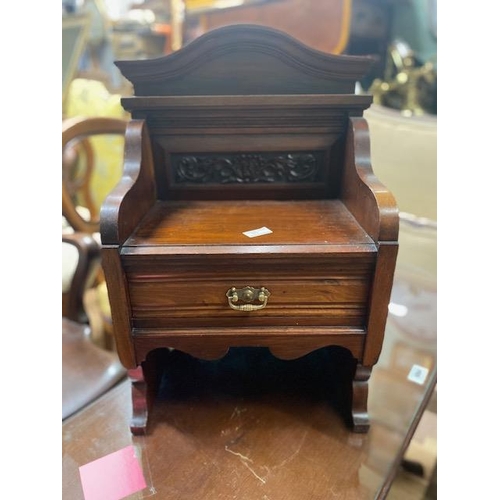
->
<box><xmin>123</xmin><ymin>254</ymin><xmax>375</xmax><ymax>329</ymax></box>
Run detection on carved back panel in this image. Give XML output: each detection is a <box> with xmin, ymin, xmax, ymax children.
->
<box><xmin>116</xmin><ymin>24</ymin><xmax>374</xmax><ymax>200</ymax></box>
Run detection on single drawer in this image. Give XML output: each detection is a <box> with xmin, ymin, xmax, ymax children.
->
<box><xmin>123</xmin><ymin>253</ymin><xmax>376</xmax><ymax>329</ymax></box>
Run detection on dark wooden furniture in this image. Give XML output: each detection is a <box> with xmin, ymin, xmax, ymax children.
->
<box><xmin>62</xmin><ymin>116</ymin><xmax>128</xmax><ymax>235</ymax></box>
<box><xmin>62</xmin><ymin>276</ymin><xmax>437</xmax><ymax>499</ymax></box>
<box><xmin>63</xmin><ymin>232</ymin><xmax>101</xmax><ymax>323</ymax></box>
<box><xmin>100</xmin><ymin>24</ymin><xmax>399</xmax><ymax>436</ymax></box>
<box><xmin>63</xmin><ymin>116</ymin><xmax>129</xmax><ymax>348</ymax></box>
<box><xmin>62</xmin><ymin>317</ymin><xmax>126</xmax><ymax>420</ymax></box>
<box><xmin>62</xmin><ymin>233</ymin><xmax>126</xmax><ymax>420</ymax></box>
<box><xmin>63</xmin><ymin>369</ymin><xmax>437</xmax><ymax>500</ymax></box>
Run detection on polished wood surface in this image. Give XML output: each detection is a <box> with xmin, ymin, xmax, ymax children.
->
<box><xmin>100</xmin><ymin>120</ymin><xmax>157</xmax><ymax>247</ymax></box>
<box><xmin>62</xmin><ymin>318</ymin><xmax>126</xmax><ymax>420</ymax></box>
<box><xmin>124</xmin><ymin>200</ymin><xmax>375</xmax><ymax>247</ymax></box>
<box><xmin>62</xmin><ymin>232</ymin><xmax>126</xmax><ymax>420</ymax></box>
<box><xmin>101</xmin><ymin>25</ymin><xmax>398</xmax><ymax>435</ymax></box>
<box><xmin>116</xmin><ymin>24</ymin><xmax>373</xmax><ymax>96</ymax></box>
<box><xmin>62</xmin><ymin>284</ymin><xmax>437</xmax><ymax>499</ymax></box>
<box><xmin>122</xmin><ymin>201</ymin><xmax>376</xmax><ymax>333</ymax></box>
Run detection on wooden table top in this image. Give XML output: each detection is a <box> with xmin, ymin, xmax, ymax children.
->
<box><xmin>62</xmin><ymin>264</ymin><xmax>436</xmax><ymax>500</ymax></box>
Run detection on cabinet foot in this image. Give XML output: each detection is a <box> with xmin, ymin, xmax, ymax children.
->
<box><xmin>128</xmin><ymin>351</ymin><xmax>164</xmax><ymax>435</ymax></box>
<box><xmin>128</xmin><ymin>365</ymin><xmax>148</xmax><ymax>435</ymax></box>
<box><xmin>351</xmin><ymin>364</ymin><xmax>372</xmax><ymax>433</ymax></box>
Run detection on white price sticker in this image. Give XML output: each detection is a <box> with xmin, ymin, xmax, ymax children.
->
<box><xmin>242</xmin><ymin>226</ymin><xmax>273</xmax><ymax>238</ymax></box>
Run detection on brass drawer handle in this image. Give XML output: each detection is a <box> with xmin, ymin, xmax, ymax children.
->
<box><xmin>226</xmin><ymin>286</ymin><xmax>270</xmax><ymax>311</ymax></box>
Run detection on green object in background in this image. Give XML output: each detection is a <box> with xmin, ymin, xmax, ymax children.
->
<box><xmin>391</xmin><ymin>0</ymin><xmax>437</xmax><ymax>67</ymax></box>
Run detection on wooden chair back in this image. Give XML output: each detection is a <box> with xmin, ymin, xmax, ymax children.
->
<box><xmin>62</xmin><ymin>116</ymin><xmax>128</xmax><ymax>234</ymax></box>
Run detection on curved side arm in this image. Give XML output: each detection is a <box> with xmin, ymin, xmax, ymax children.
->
<box><xmin>341</xmin><ymin>117</ymin><xmax>400</xmax><ymax>366</ymax></box>
<box><xmin>100</xmin><ymin>120</ymin><xmax>157</xmax><ymax>246</ymax></box>
<box><xmin>340</xmin><ymin>117</ymin><xmax>399</xmax><ymax>243</ymax></box>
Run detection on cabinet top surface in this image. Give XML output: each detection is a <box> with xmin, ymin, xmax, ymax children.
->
<box><xmin>124</xmin><ymin>199</ymin><xmax>375</xmax><ymax>250</ymax></box>
<box><xmin>116</xmin><ymin>24</ymin><xmax>374</xmax><ymax>97</ymax></box>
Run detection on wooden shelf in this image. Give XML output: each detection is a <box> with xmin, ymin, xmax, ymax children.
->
<box><xmin>125</xmin><ymin>199</ymin><xmax>376</xmax><ymax>249</ymax></box>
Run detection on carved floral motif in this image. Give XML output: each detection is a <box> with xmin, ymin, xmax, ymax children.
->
<box><xmin>174</xmin><ymin>153</ymin><xmax>320</xmax><ymax>184</ymax></box>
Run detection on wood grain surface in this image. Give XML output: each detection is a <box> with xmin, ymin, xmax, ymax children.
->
<box><xmin>63</xmin><ymin>340</ymin><xmax>437</xmax><ymax>500</ymax></box>
<box><xmin>99</xmin><ymin>25</ymin><xmax>398</xmax><ymax>434</ymax></box>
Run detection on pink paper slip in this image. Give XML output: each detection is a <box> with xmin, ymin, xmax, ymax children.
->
<box><xmin>79</xmin><ymin>445</ymin><xmax>147</xmax><ymax>500</ymax></box>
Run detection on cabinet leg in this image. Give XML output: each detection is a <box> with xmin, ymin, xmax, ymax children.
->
<box><xmin>128</xmin><ymin>351</ymin><xmax>164</xmax><ymax>435</ymax></box>
<box><xmin>128</xmin><ymin>365</ymin><xmax>148</xmax><ymax>435</ymax></box>
<box><xmin>351</xmin><ymin>364</ymin><xmax>372</xmax><ymax>433</ymax></box>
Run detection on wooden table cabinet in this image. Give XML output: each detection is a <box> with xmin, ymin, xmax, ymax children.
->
<box><xmin>100</xmin><ymin>24</ymin><xmax>399</xmax><ymax>436</ymax></box>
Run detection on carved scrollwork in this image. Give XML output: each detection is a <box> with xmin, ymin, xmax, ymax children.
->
<box><xmin>173</xmin><ymin>153</ymin><xmax>320</xmax><ymax>184</ymax></box>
